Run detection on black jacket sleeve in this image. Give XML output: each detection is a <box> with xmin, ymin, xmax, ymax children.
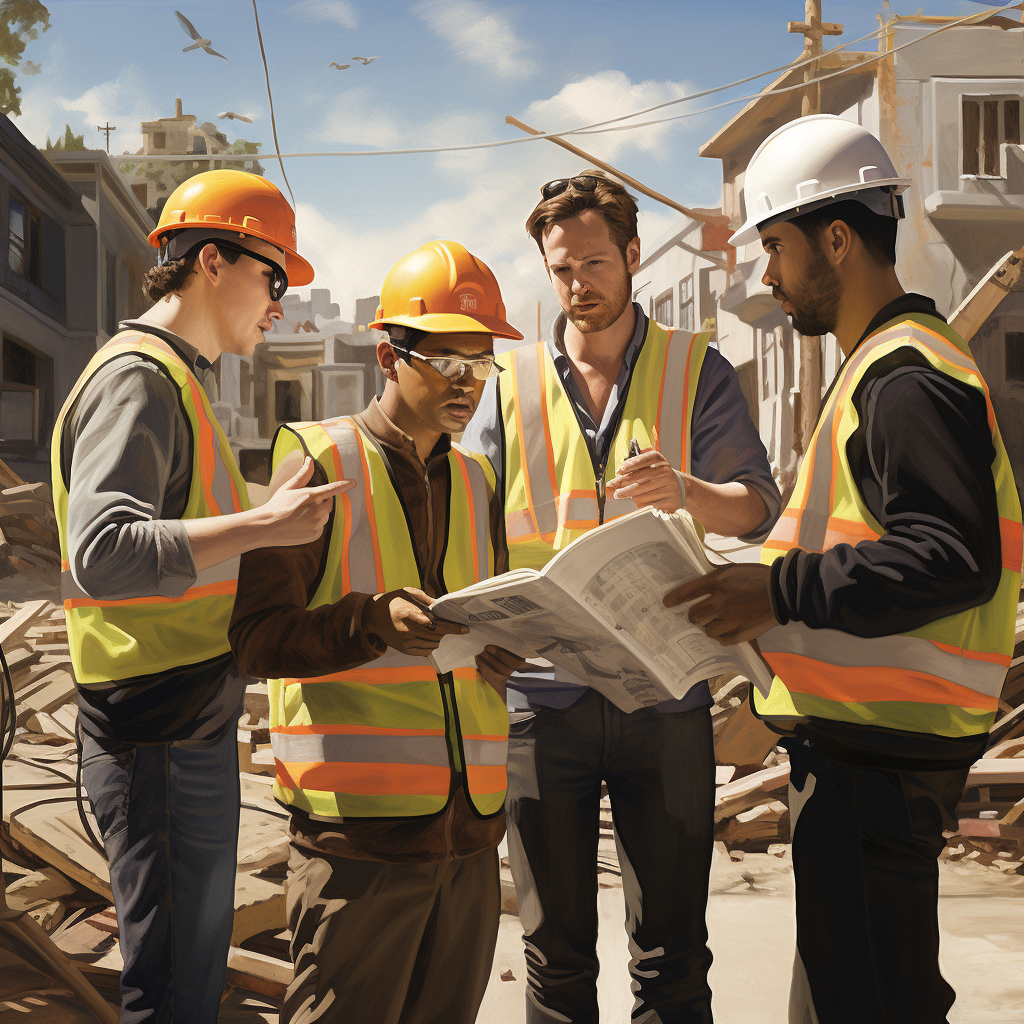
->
<box><xmin>771</xmin><ymin>352</ymin><xmax>1003</xmax><ymax>637</ymax></box>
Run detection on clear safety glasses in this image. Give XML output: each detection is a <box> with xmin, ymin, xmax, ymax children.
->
<box><xmin>390</xmin><ymin>343</ymin><xmax>502</xmax><ymax>381</ymax></box>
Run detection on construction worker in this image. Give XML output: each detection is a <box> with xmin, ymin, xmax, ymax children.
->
<box><xmin>463</xmin><ymin>171</ymin><xmax>781</xmax><ymax>1023</ymax></box>
<box><xmin>665</xmin><ymin>115</ymin><xmax>1023</xmax><ymax>1024</ymax></box>
<box><xmin>229</xmin><ymin>240</ymin><xmax>525</xmax><ymax>1024</ymax></box>
<box><xmin>51</xmin><ymin>169</ymin><xmax>347</xmax><ymax>1023</ymax></box>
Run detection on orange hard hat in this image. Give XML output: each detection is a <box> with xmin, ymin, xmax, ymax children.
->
<box><xmin>148</xmin><ymin>169</ymin><xmax>314</xmax><ymax>286</ymax></box>
<box><xmin>369</xmin><ymin>240</ymin><xmax>523</xmax><ymax>339</ymax></box>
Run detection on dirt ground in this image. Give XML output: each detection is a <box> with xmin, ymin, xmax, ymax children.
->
<box><xmin>4</xmin><ymin>846</ymin><xmax>1022</xmax><ymax>1023</ymax></box>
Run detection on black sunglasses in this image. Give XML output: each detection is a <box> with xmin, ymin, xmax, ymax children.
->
<box><xmin>540</xmin><ymin>174</ymin><xmax>605</xmax><ymax>200</ymax></box>
<box><xmin>187</xmin><ymin>239</ymin><xmax>289</xmax><ymax>301</ymax></box>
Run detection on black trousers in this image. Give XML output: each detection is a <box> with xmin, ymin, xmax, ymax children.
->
<box><xmin>505</xmin><ymin>690</ymin><xmax>716</xmax><ymax>1024</ymax></box>
<box><xmin>786</xmin><ymin>739</ymin><xmax>968</xmax><ymax>1024</ymax></box>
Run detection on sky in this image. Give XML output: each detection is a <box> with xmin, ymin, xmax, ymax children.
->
<box><xmin>8</xmin><ymin>0</ymin><xmax>997</xmax><ymax>338</ymax></box>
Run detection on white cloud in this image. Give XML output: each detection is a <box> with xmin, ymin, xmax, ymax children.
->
<box><xmin>524</xmin><ymin>71</ymin><xmax>694</xmax><ymax>163</ymax></box>
<box><xmin>317</xmin><ymin>86</ymin><xmax>404</xmax><ymax>148</ymax></box>
<box><xmin>11</xmin><ymin>59</ymin><xmax>156</xmax><ymax>154</ymax></box>
<box><xmin>414</xmin><ymin>0</ymin><xmax>537</xmax><ymax>82</ymax></box>
<box><xmin>292</xmin><ymin>68</ymin><xmax>705</xmax><ymax>345</ymax></box>
<box><xmin>288</xmin><ymin>1</ymin><xmax>359</xmax><ymax>29</ymax></box>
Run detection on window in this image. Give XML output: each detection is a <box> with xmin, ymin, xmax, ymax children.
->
<box><xmin>152</xmin><ymin>131</ymin><xmax>166</xmax><ymax>149</ymax></box>
<box><xmin>679</xmin><ymin>276</ymin><xmax>694</xmax><ymax>331</ymax></box>
<box><xmin>963</xmin><ymin>95</ymin><xmax>1021</xmax><ymax>176</ymax></box>
<box><xmin>9</xmin><ymin>191</ymin><xmax>40</xmax><ymax>286</ymax></box>
<box><xmin>105</xmin><ymin>250</ymin><xmax>117</xmax><ymax>336</ymax></box>
<box><xmin>1006</xmin><ymin>331</ymin><xmax>1024</xmax><ymax>382</ymax></box>
<box><xmin>654</xmin><ymin>289</ymin><xmax>674</xmax><ymax>326</ymax></box>
<box><xmin>275</xmin><ymin>379</ymin><xmax>302</xmax><ymax>422</ymax></box>
<box><xmin>1</xmin><ymin>336</ymin><xmax>53</xmax><ymax>453</ymax></box>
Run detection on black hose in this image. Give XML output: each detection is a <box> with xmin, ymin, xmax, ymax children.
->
<box><xmin>0</xmin><ymin>635</ymin><xmax>16</xmax><ymax>824</ymax></box>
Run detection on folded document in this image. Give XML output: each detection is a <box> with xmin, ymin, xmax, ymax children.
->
<box><xmin>429</xmin><ymin>507</ymin><xmax>774</xmax><ymax>713</ymax></box>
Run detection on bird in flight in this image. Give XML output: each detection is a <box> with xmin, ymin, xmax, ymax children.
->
<box><xmin>351</xmin><ymin>56</ymin><xmax>380</xmax><ymax>65</ymax></box>
<box><xmin>328</xmin><ymin>61</ymin><xmax>351</xmax><ymax>70</ymax></box>
<box><xmin>218</xmin><ymin>111</ymin><xmax>254</xmax><ymax>123</ymax></box>
<box><xmin>175</xmin><ymin>11</ymin><xmax>228</xmax><ymax>60</ymax></box>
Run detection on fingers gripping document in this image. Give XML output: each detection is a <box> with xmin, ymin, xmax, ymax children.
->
<box><xmin>429</xmin><ymin>508</ymin><xmax>774</xmax><ymax>712</ymax></box>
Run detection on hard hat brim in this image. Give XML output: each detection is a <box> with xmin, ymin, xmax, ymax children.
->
<box><xmin>148</xmin><ymin>221</ymin><xmax>314</xmax><ymax>286</ymax></box>
<box><xmin>728</xmin><ymin>178</ymin><xmax>912</xmax><ymax>248</ymax></box>
<box><xmin>369</xmin><ymin>311</ymin><xmax>524</xmax><ymax>341</ymax></box>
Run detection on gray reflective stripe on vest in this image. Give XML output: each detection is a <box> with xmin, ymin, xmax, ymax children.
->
<box><xmin>272</xmin><ymin>730</ymin><xmax>450</xmax><ymax>766</ymax></box>
<box><xmin>463</xmin><ymin>737</ymin><xmax>508</xmax><ymax>765</ymax></box>
<box><xmin>758</xmin><ymin>623</ymin><xmax>1007</xmax><ymax>698</ymax></box>
<box><xmin>208</xmin><ymin>431</ymin><xmax>240</xmax><ymax>516</ymax></box>
<box><xmin>320</xmin><ymin>419</ymin><xmax>380</xmax><ymax>594</ymax></box>
<box><xmin>456</xmin><ymin>448</ymin><xmax>492</xmax><ymax>574</ymax></box>
<box><xmin>512</xmin><ymin>343</ymin><xmax>558</xmax><ymax>536</ymax></box>
<box><xmin>60</xmin><ymin>554</ymin><xmax>240</xmax><ymax>603</ymax></box>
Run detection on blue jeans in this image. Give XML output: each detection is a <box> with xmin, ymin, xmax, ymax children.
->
<box><xmin>505</xmin><ymin>690</ymin><xmax>716</xmax><ymax>1024</ymax></box>
<box><xmin>81</xmin><ymin>724</ymin><xmax>241</xmax><ymax>1024</ymax></box>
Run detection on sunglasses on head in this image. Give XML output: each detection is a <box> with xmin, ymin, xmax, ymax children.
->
<box><xmin>389</xmin><ymin>342</ymin><xmax>502</xmax><ymax>382</ymax></box>
<box><xmin>187</xmin><ymin>239</ymin><xmax>289</xmax><ymax>301</ymax></box>
<box><xmin>540</xmin><ymin>174</ymin><xmax>605</xmax><ymax>200</ymax></box>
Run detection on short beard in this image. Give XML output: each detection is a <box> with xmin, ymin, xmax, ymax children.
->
<box><xmin>568</xmin><ymin>273</ymin><xmax>632</xmax><ymax>334</ymax></box>
<box><xmin>787</xmin><ymin>239</ymin><xmax>841</xmax><ymax>337</ymax></box>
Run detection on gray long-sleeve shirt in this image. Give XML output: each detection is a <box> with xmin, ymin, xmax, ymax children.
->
<box><xmin>59</xmin><ymin>320</ymin><xmax>247</xmax><ymax>743</ymax></box>
<box><xmin>462</xmin><ymin>303</ymin><xmax>782</xmax><ymax>712</ymax></box>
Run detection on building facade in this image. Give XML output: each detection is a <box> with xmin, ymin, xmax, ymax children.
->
<box><xmin>0</xmin><ymin>117</ymin><xmax>154</xmax><ymax>483</ymax></box>
<box><xmin>633</xmin><ymin>11</ymin><xmax>1024</xmax><ymax>497</ymax></box>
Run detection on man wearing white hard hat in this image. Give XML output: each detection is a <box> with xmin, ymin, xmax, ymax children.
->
<box><xmin>665</xmin><ymin>114</ymin><xmax>1021</xmax><ymax>1023</ymax></box>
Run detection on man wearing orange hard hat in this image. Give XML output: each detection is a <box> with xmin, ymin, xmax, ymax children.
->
<box><xmin>230</xmin><ymin>240</ymin><xmax>524</xmax><ymax>1024</ymax></box>
<box><xmin>52</xmin><ymin>169</ymin><xmax>351</xmax><ymax>1023</ymax></box>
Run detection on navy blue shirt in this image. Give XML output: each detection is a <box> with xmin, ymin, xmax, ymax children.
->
<box><xmin>463</xmin><ymin>303</ymin><xmax>781</xmax><ymax>712</ymax></box>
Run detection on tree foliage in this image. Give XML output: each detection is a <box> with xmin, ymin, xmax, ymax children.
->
<box><xmin>0</xmin><ymin>1</ymin><xmax>50</xmax><ymax>116</ymax></box>
<box><xmin>45</xmin><ymin>123</ymin><xmax>85</xmax><ymax>151</ymax></box>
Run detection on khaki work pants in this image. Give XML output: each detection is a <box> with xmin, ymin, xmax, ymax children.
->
<box><xmin>281</xmin><ymin>843</ymin><xmax>500</xmax><ymax>1024</ymax></box>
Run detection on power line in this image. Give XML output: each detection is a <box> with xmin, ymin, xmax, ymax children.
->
<box><xmin>251</xmin><ymin>0</ymin><xmax>295</xmax><ymax>207</ymax></box>
<box><xmin>120</xmin><ymin>2</ymin><xmax>1017</xmax><ymax>165</ymax></box>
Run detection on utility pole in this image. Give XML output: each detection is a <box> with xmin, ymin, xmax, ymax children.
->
<box><xmin>96</xmin><ymin>122</ymin><xmax>116</xmax><ymax>153</ymax></box>
<box><xmin>787</xmin><ymin>2</ymin><xmax>842</xmax><ymax>456</ymax></box>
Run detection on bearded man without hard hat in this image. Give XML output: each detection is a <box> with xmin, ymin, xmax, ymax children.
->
<box><xmin>666</xmin><ymin>115</ymin><xmax>1022</xmax><ymax>1023</ymax></box>
<box><xmin>229</xmin><ymin>240</ymin><xmax>525</xmax><ymax>1024</ymax></box>
<box><xmin>463</xmin><ymin>171</ymin><xmax>781</xmax><ymax>1023</ymax></box>
<box><xmin>52</xmin><ymin>170</ymin><xmax>350</xmax><ymax>1022</ymax></box>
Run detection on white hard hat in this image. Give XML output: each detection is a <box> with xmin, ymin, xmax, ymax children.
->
<box><xmin>728</xmin><ymin>114</ymin><xmax>912</xmax><ymax>247</ymax></box>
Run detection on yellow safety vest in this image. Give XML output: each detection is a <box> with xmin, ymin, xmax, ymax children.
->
<box><xmin>756</xmin><ymin>313</ymin><xmax>1023</xmax><ymax>738</ymax></box>
<box><xmin>52</xmin><ymin>331</ymin><xmax>249</xmax><ymax>686</ymax></box>
<box><xmin>498</xmin><ymin>320</ymin><xmax>710</xmax><ymax>570</ymax></box>
<box><xmin>268</xmin><ymin>417</ymin><xmax>508</xmax><ymax>820</ymax></box>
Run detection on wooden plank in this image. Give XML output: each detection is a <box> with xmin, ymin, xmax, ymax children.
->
<box><xmin>0</xmin><ymin>599</ymin><xmax>50</xmax><ymax>646</ymax></box>
<box><xmin>226</xmin><ymin>947</ymin><xmax>291</xmax><ymax>1000</ymax></box>
<box><xmin>16</xmin><ymin>670</ymin><xmax>76</xmax><ymax>724</ymax></box>
<box><xmin>966</xmin><ymin>758</ymin><xmax>1024</xmax><ymax>787</ymax></box>
<box><xmin>712</xmin><ymin>698</ymin><xmax>777</xmax><ymax>768</ymax></box>
<box><xmin>0</xmin><ymin>456</ymin><xmax>26</xmax><ymax>489</ymax></box>
<box><xmin>714</xmin><ymin>763</ymin><xmax>791</xmax><ymax>822</ymax></box>
<box><xmin>10</xmin><ymin>793</ymin><xmax>287</xmax><ymax>946</ymax></box>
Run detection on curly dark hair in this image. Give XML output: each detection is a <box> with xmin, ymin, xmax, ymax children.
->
<box><xmin>141</xmin><ymin>238</ymin><xmax>243</xmax><ymax>303</ymax></box>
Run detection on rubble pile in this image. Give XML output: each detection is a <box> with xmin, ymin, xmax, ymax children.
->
<box><xmin>0</xmin><ymin>460</ymin><xmax>61</xmax><ymax>581</ymax></box>
<box><xmin>2</xmin><ymin>450</ymin><xmax>1024</xmax><ymax>1014</ymax></box>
